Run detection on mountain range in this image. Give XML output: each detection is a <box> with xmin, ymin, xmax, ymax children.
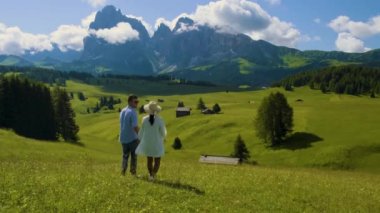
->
<box><xmin>1</xmin><ymin>5</ymin><xmax>380</xmax><ymax>86</ymax></box>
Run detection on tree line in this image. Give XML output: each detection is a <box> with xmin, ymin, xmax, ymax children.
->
<box><xmin>0</xmin><ymin>65</ymin><xmax>93</xmax><ymax>85</ymax></box>
<box><xmin>91</xmin><ymin>96</ymin><xmax>121</xmax><ymax>113</ymax></box>
<box><xmin>0</xmin><ymin>76</ymin><xmax>79</xmax><ymax>142</ymax></box>
<box><xmin>275</xmin><ymin>65</ymin><xmax>380</xmax><ymax>96</ymax></box>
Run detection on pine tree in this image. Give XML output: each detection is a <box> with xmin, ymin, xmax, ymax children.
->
<box><xmin>54</xmin><ymin>87</ymin><xmax>79</xmax><ymax>142</ymax></box>
<box><xmin>284</xmin><ymin>83</ymin><xmax>293</xmax><ymax>91</ymax></box>
<box><xmin>255</xmin><ymin>92</ymin><xmax>293</xmax><ymax>146</ymax></box>
<box><xmin>197</xmin><ymin>98</ymin><xmax>206</xmax><ymax>110</ymax></box>
<box><xmin>0</xmin><ymin>77</ymin><xmax>5</xmax><ymax>127</ymax></box>
<box><xmin>177</xmin><ymin>101</ymin><xmax>185</xmax><ymax>107</ymax></box>
<box><xmin>308</xmin><ymin>81</ymin><xmax>315</xmax><ymax>89</ymax></box>
<box><xmin>172</xmin><ymin>137</ymin><xmax>182</xmax><ymax>150</ymax></box>
<box><xmin>1</xmin><ymin>78</ymin><xmax>13</xmax><ymax>128</ymax></box>
<box><xmin>93</xmin><ymin>102</ymin><xmax>100</xmax><ymax>113</ymax></box>
<box><xmin>320</xmin><ymin>83</ymin><xmax>327</xmax><ymax>93</ymax></box>
<box><xmin>0</xmin><ymin>77</ymin><xmax>57</xmax><ymax>140</ymax></box>
<box><xmin>232</xmin><ymin>135</ymin><xmax>250</xmax><ymax>162</ymax></box>
<box><xmin>370</xmin><ymin>90</ymin><xmax>376</xmax><ymax>98</ymax></box>
<box><xmin>77</xmin><ymin>92</ymin><xmax>86</xmax><ymax>101</ymax></box>
<box><xmin>37</xmin><ymin>86</ymin><xmax>57</xmax><ymax>140</ymax></box>
<box><xmin>212</xmin><ymin>103</ymin><xmax>221</xmax><ymax>113</ymax></box>
<box><xmin>108</xmin><ymin>96</ymin><xmax>114</xmax><ymax>109</ymax></box>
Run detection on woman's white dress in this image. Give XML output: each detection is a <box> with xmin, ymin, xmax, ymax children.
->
<box><xmin>136</xmin><ymin>115</ymin><xmax>167</xmax><ymax>157</ymax></box>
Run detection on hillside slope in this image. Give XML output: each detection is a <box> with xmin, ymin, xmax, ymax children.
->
<box><xmin>1</xmin><ymin>129</ymin><xmax>380</xmax><ymax>212</ymax></box>
<box><xmin>1</xmin><ymin>79</ymin><xmax>380</xmax><ymax>211</ymax></box>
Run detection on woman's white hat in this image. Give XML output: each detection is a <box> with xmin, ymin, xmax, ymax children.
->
<box><xmin>144</xmin><ymin>101</ymin><xmax>162</xmax><ymax>114</ymax></box>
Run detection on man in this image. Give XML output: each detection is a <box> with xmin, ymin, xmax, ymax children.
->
<box><xmin>119</xmin><ymin>94</ymin><xmax>139</xmax><ymax>176</ymax></box>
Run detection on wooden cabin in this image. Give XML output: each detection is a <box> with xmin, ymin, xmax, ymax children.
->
<box><xmin>199</xmin><ymin>155</ymin><xmax>240</xmax><ymax>165</ymax></box>
<box><xmin>176</xmin><ymin>107</ymin><xmax>191</xmax><ymax>118</ymax></box>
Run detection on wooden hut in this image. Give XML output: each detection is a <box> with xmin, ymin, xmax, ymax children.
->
<box><xmin>199</xmin><ymin>155</ymin><xmax>240</xmax><ymax>165</ymax></box>
<box><xmin>176</xmin><ymin>107</ymin><xmax>191</xmax><ymax>118</ymax></box>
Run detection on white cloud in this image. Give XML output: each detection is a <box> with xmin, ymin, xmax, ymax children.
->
<box><xmin>192</xmin><ymin>0</ymin><xmax>272</xmax><ymax>33</ymax></box>
<box><xmin>329</xmin><ymin>15</ymin><xmax>380</xmax><ymax>38</ymax></box>
<box><xmin>157</xmin><ymin>0</ymin><xmax>301</xmax><ymax>47</ymax></box>
<box><xmin>335</xmin><ymin>32</ymin><xmax>370</xmax><ymax>53</ymax></box>
<box><xmin>329</xmin><ymin>15</ymin><xmax>380</xmax><ymax>52</ymax></box>
<box><xmin>81</xmin><ymin>12</ymin><xmax>97</xmax><ymax>29</ymax></box>
<box><xmin>248</xmin><ymin>16</ymin><xmax>301</xmax><ymax>47</ymax></box>
<box><xmin>155</xmin><ymin>13</ymin><xmax>193</xmax><ymax>31</ymax></box>
<box><xmin>126</xmin><ymin>14</ymin><xmax>154</xmax><ymax>37</ymax></box>
<box><xmin>91</xmin><ymin>22</ymin><xmax>139</xmax><ymax>44</ymax></box>
<box><xmin>0</xmin><ymin>23</ymin><xmax>53</xmax><ymax>55</ymax></box>
<box><xmin>174</xmin><ymin>22</ymin><xmax>199</xmax><ymax>34</ymax></box>
<box><xmin>266</xmin><ymin>0</ymin><xmax>281</xmax><ymax>5</ymax></box>
<box><xmin>50</xmin><ymin>25</ymin><xmax>89</xmax><ymax>52</ymax></box>
<box><xmin>83</xmin><ymin>0</ymin><xmax>107</xmax><ymax>8</ymax></box>
<box><xmin>154</xmin><ymin>18</ymin><xmax>173</xmax><ymax>30</ymax></box>
<box><xmin>314</xmin><ymin>18</ymin><xmax>321</xmax><ymax>24</ymax></box>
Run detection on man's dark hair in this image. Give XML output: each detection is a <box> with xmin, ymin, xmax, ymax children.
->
<box><xmin>128</xmin><ymin>94</ymin><xmax>138</xmax><ymax>103</ymax></box>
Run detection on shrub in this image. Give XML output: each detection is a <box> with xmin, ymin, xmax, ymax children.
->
<box><xmin>172</xmin><ymin>137</ymin><xmax>182</xmax><ymax>150</ymax></box>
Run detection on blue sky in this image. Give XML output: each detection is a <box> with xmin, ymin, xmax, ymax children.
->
<box><xmin>0</xmin><ymin>0</ymin><xmax>379</xmax><ymax>55</ymax></box>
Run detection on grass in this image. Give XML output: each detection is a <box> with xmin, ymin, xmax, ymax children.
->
<box><xmin>325</xmin><ymin>59</ymin><xmax>360</xmax><ymax>66</ymax></box>
<box><xmin>234</xmin><ymin>58</ymin><xmax>255</xmax><ymax>75</ymax></box>
<box><xmin>37</xmin><ymin>80</ymin><xmax>380</xmax><ymax>170</ymax></box>
<box><xmin>282</xmin><ymin>54</ymin><xmax>310</xmax><ymax>68</ymax></box>
<box><xmin>191</xmin><ymin>64</ymin><xmax>214</xmax><ymax>71</ymax></box>
<box><xmin>1</xmin><ymin>130</ymin><xmax>379</xmax><ymax>212</ymax></box>
<box><xmin>1</xmin><ymin>79</ymin><xmax>380</xmax><ymax>211</ymax></box>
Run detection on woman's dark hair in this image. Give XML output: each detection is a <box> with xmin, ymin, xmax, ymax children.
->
<box><xmin>149</xmin><ymin>114</ymin><xmax>155</xmax><ymax>125</ymax></box>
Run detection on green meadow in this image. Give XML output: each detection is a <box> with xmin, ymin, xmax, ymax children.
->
<box><xmin>1</xmin><ymin>79</ymin><xmax>380</xmax><ymax>211</ymax></box>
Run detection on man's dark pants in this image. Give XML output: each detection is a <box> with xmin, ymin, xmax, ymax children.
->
<box><xmin>121</xmin><ymin>140</ymin><xmax>138</xmax><ymax>175</ymax></box>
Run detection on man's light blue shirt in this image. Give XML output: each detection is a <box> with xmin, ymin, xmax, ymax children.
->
<box><xmin>119</xmin><ymin>106</ymin><xmax>138</xmax><ymax>144</ymax></box>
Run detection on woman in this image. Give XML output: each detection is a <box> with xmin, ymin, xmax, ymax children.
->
<box><xmin>136</xmin><ymin>101</ymin><xmax>167</xmax><ymax>180</ymax></box>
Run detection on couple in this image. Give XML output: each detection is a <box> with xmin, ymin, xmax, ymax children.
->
<box><xmin>119</xmin><ymin>95</ymin><xmax>167</xmax><ymax>180</ymax></box>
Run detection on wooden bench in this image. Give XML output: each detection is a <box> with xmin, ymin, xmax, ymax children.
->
<box><xmin>199</xmin><ymin>155</ymin><xmax>240</xmax><ymax>165</ymax></box>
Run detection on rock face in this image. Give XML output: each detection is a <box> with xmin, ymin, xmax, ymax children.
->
<box><xmin>77</xmin><ymin>5</ymin><xmax>301</xmax><ymax>76</ymax></box>
<box><xmin>81</xmin><ymin>5</ymin><xmax>154</xmax><ymax>75</ymax></box>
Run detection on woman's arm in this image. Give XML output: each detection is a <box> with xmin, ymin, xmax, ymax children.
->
<box><xmin>138</xmin><ymin>119</ymin><xmax>145</xmax><ymax>140</ymax></box>
<box><xmin>159</xmin><ymin>118</ymin><xmax>167</xmax><ymax>138</ymax></box>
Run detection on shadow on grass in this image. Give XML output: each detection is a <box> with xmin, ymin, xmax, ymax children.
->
<box><xmin>140</xmin><ymin>177</ymin><xmax>205</xmax><ymax>195</ymax></box>
<box><xmin>10</xmin><ymin>130</ymin><xmax>86</xmax><ymax>147</ymax></box>
<box><xmin>273</xmin><ymin>132</ymin><xmax>323</xmax><ymax>150</ymax></box>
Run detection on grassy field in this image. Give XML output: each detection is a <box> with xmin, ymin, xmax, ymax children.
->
<box><xmin>1</xmin><ymin>79</ymin><xmax>380</xmax><ymax>211</ymax></box>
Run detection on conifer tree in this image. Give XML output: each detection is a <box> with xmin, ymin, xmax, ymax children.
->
<box><xmin>232</xmin><ymin>135</ymin><xmax>250</xmax><ymax>162</ymax></box>
<box><xmin>177</xmin><ymin>101</ymin><xmax>185</xmax><ymax>107</ymax></box>
<box><xmin>370</xmin><ymin>90</ymin><xmax>376</xmax><ymax>98</ymax></box>
<box><xmin>54</xmin><ymin>87</ymin><xmax>79</xmax><ymax>142</ymax></box>
<box><xmin>212</xmin><ymin>103</ymin><xmax>221</xmax><ymax>113</ymax></box>
<box><xmin>0</xmin><ymin>77</ymin><xmax>5</xmax><ymax>127</ymax></box>
<box><xmin>197</xmin><ymin>98</ymin><xmax>206</xmax><ymax>110</ymax></box>
<box><xmin>172</xmin><ymin>137</ymin><xmax>182</xmax><ymax>150</ymax></box>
